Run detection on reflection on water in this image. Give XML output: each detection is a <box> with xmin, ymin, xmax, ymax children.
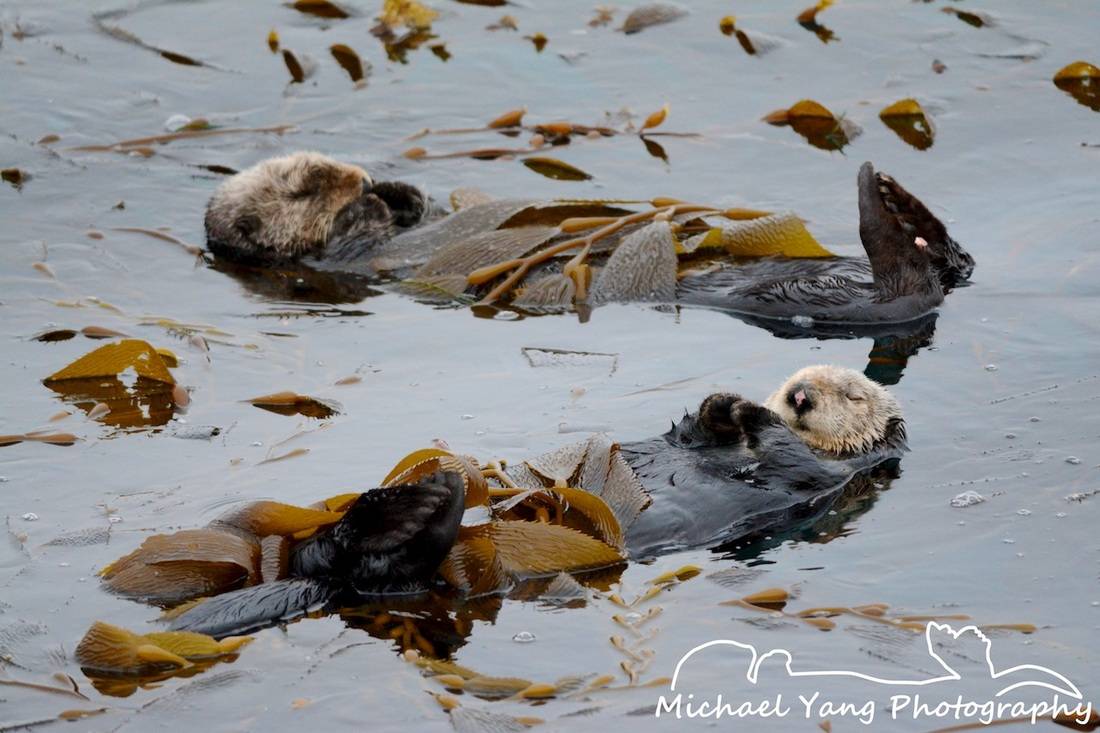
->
<box><xmin>45</xmin><ymin>376</ymin><xmax>179</xmax><ymax>429</ymax></box>
<box><xmin>1054</xmin><ymin>77</ymin><xmax>1100</xmax><ymax>113</ymax></box>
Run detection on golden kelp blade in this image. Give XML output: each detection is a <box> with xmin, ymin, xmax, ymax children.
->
<box><xmin>102</xmin><ymin>529</ymin><xmax>258</xmax><ymax>574</ymax></box>
<box><xmin>589</xmin><ymin>221</ymin><xmax>678</xmax><ymax>304</ymax></box>
<box><xmin>439</xmin><ymin>535</ymin><xmax>510</xmax><ymax>596</ymax></box>
<box><xmin>316</xmin><ymin>492</ymin><xmax>362</xmax><ymax>512</ymax></box>
<box><xmin>45</xmin><ymin>339</ymin><xmax>175</xmax><ymax>384</ymax></box>
<box><xmin>682</xmin><ymin>213</ymin><xmax>834</xmax><ymax>258</ymax></box>
<box><xmin>260</xmin><ymin>535</ymin><xmax>289</xmax><ymax>583</ymax></box>
<box><xmin>487</xmin><ymin>520</ymin><xmax>623</xmax><ymax>576</ymax></box>
<box><xmin>522</xmin><ymin>157</ymin><xmax>593</xmax><ymax>182</ymax></box>
<box><xmin>880</xmin><ymin>98</ymin><xmax>935</xmax><ymax>150</ymax></box>
<box><xmin>487</xmin><ymin>108</ymin><xmax>526</xmax><ymax>128</ymax></box>
<box><xmin>379</xmin><ymin>0</ymin><xmax>438</xmax><ymax>30</ymax></box>
<box><xmin>215</xmin><ymin>500</ymin><xmax>344</xmax><ymax>537</ymax></box>
<box><xmin>382</xmin><ymin>448</ymin><xmax>454</xmax><ymax>486</ymax></box>
<box><xmin>76</xmin><ymin>621</ymin><xmax>251</xmax><ymax>673</ymax></box>
<box><xmin>101</xmin><ymin>529</ymin><xmax>259</xmax><ymax>604</ymax></box>
<box><xmin>292</xmin><ymin>0</ymin><xmax>350</xmax><ymax>19</ymax></box>
<box><xmin>244</xmin><ymin>391</ymin><xmax>339</xmax><ymax>418</ymax></box>
<box><xmin>497</xmin><ymin>486</ymin><xmax>624</xmax><ymax>550</ymax></box>
<box><xmin>1053</xmin><ymin>61</ymin><xmax>1100</xmax><ymax>112</ymax></box>
<box><xmin>1054</xmin><ymin>61</ymin><xmax>1100</xmax><ymax>81</ymax></box>
<box><xmin>512</xmin><ymin>273</ymin><xmax>576</xmax><ymax>312</ymax></box>
<box><xmin>330</xmin><ymin>43</ymin><xmax>366</xmax><ymax>82</ymax></box>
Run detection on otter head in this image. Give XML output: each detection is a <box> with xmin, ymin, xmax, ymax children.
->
<box><xmin>763</xmin><ymin>364</ymin><xmax>902</xmax><ymax>456</ymax></box>
<box><xmin>858</xmin><ymin>162</ymin><xmax>974</xmax><ymax>293</ymax></box>
<box><xmin>205</xmin><ymin>152</ymin><xmax>371</xmax><ymax>264</ymax></box>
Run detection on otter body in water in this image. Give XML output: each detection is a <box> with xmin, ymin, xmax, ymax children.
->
<box><xmin>204</xmin><ymin>152</ymin><xmax>429</xmax><ymax>265</ymax></box>
<box><xmin>203</xmin><ymin>155</ymin><xmax>973</xmax><ymax>328</ymax></box>
<box><xmin>164</xmin><ymin>366</ymin><xmax>902</xmax><ymax>637</ymax></box>
<box><xmin>621</xmin><ymin>365</ymin><xmax>906</xmax><ymax>559</ymax></box>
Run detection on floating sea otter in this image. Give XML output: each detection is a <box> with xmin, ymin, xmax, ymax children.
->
<box><xmin>204</xmin><ymin>154</ymin><xmax>973</xmax><ymax>336</ymax></box>
<box><xmin>94</xmin><ymin>366</ymin><xmax>904</xmax><ymax>640</ymax></box>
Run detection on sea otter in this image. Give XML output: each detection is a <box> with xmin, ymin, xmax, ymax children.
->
<box><xmin>164</xmin><ymin>365</ymin><xmax>902</xmax><ymax>637</ymax></box>
<box><xmin>202</xmin><ymin>154</ymin><xmax>972</xmax><ymax>328</ymax></box>
<box><xmin>621</xmin><ymin>364</ymin><xmax>906</xmax><ymax>559</ymax></box>
<box><xmin>204</xmin><ymin>152</ymin><xmax>429</xmax><ymax>265</ymax></box>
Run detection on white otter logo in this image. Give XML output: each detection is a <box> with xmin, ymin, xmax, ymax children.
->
<box><xmin>658</xmin><ymin>622</ymin><xmax>1092</xmax><ymax>726</ymax></box>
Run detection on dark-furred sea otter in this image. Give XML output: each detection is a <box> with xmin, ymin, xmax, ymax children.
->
<box><xmin>203</xmin><ymin>153</ymin><xmax>973</xmax><ymax>329</ymax></box>
<box><xmin>165</xmin><ymin>365</ymin><xmax>904</xmax><ymax>637</ymax></box>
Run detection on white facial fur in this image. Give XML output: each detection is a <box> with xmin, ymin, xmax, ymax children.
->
<box><xmin>763</xmin><ymin>365</ymin><xmax>901</xmax><ymax>455</ymax></box>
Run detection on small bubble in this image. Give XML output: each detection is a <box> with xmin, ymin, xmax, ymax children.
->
<box><xmin>1005</xmin><ymin>433</ymin><xmax>1016</xmax><ymax>439</ymax></box>
<box><xmin>1065</xmin><ymin>456</ymin><xmax>1081</xmax><ymax>465</ymax></box>
<box><xmin>512</xmin><ymin>631</ymin><xmax>536</xmax><ymax>643</ymax></box>
<box><xmin>475</xmin><ymin>430</ymin><xmax>486</xmax><ymax>436</ymax></box>
<box><xmin>1016</xmin><ymin>509</ymin><xmax>1031</xmax><ymax>516</ymax></box>
<box><xmin>1092</xmin><ymin>602</ymin><xmax>1100</xmax><ymax>608</ymax></box>
<box><xmin>0</xmin><ymin>476</ymin><xmax>9</xmax><ymax>483</ymax></box>
<box><xmin>1016</xmin><ymin>553</ymin><xmax>1025</xmax><ymax>558</ymax></box>
<box><xmin>251</xmin><ymin>441</ymin><xmax>263</xmax><ymax>447</ymax></box>
<box><xmin>108</xmin><ymin>515</ymin><xmax>123</xmax><ymax>524</ymax></box>
<box><xmin>21</xmin><ymin>512</ymin><xmax>39</xmax><ymax>521</ymax></box>
<box><xmin>1055</xmin><ymin>512</ymin><xmax>1067</xmax><ymax>518</ymax></box>
<box><xmin>1002</xmin><ymin>538</ymin><xmax>1015</xmax><ymax>544</ymax></box>
<box><xmin>494</xmin><ymin>311</ymin><xmax>521</xmax><ymax>321</ymax></box>
<box><xmin>59</xmin><ymin>562</ymin><xmax>70</xmax><ymax>567</ymax></box>
<box><xmin>956</xmin><ymin>520</ymin><xmax>966</xmax><ymax>526</ymax></box>
<box><xmin>984</xmin><ymin>364</ymin><xmax>998</xmax><ymax>372</ymax></box>
<box><xmin>461</xmin><ymin>414</ymin><xmax>475</xmax><ymax>421</ymax></box>
<box><xmin>1028</xmin><ymin>416</ymin><xmax>1041</xmax><ymax>423</ymax></box>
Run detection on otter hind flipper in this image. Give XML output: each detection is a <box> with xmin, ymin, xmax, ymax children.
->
<box><xmin>291</xmin><ymin>471</ymin><xmax>466</xmax><ymax>592</ymax></box>
<box><xmin>167</xmin><ymin>577</ymin><xmax>336</xmax><ymax>638</ymax></box>
<box><xmin>857</xmin><ymin>162</ymin><xmax>974</xmax><ymax>294</ymax></box>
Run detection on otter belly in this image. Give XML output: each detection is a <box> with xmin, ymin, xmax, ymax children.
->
<box><xmin>675</xmin><ymin>257</ymin><xmax>943</xmax><ymax>325</ymax></box>
<box><xmin>620</xmin><ymin>437</ymin><xmax>877</xmax><ymax>560</ymax></box>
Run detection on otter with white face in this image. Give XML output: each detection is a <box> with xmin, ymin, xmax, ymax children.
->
<box><xmin>160</xmin><ymin>365</ymin><xmax>902</xmax><ymax>637</ymax></box>
<box><xmin>622</xmin><ymin>365</ymin><xmax>907</xmax><ymax>559</ymax></box>
<box><xmin>763</xmin><ymin>364</ymin><xmax>903</xmax><ymax>456</ymax></box>
<box><xmin>205</xmin><ymin>152</ymin><xmax>427</xmax><ymax>265</ymax></box>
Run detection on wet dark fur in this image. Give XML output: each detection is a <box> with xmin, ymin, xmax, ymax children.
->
<box><xmin>621</xmin><ymin>393</ymin><xmax>907</xmax><ymax>560</ymax></box>
<box><xmin>169</xmin><ymin>471</ymin><xmax>464</xmax><ymax>638</ymax></box>
<box><xmin>676</xmin><ymin>163</ymin><xmax>974</xmax><ymax>324</ymax></box>
<box><xmin>206</xmin><ymin>161</ymin><xmax>973</xmax><ymax>329</ymax></box>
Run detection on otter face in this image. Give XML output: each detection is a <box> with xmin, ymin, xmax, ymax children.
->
<box><xmin>858</xmin><ymin>162</ymin><xmax>975</xmax><ymax>291</ymax></box>
<box><xmin>763</xmin><ymin>365</ymin><xmax>901</xmax><ymax>456</ymax></box>
<box><xmin>205</xmin><ymin>152</ymin><xmax>371</xmax><ymax>263</ymax></box>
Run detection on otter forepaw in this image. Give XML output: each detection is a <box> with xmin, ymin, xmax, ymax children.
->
<box><xmin>699</xmin><ymin>393</ymin><xmax>781</xmax><ymax>445</ymax></box>
<box><xmin>370</xmin><ymin>181</ymin><xmax>426</xmax><ymax>228</ymax></box>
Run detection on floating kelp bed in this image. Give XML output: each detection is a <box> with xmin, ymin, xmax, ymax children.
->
<box><xmin>371</xmin><ymin>194</ymin><xmax>835</xmax><ymax>314</ymax></box>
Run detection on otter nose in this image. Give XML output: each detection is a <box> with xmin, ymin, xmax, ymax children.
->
<box><xmin>793</xmin><ymin>389</ymin><xmax>807</xmax><ymax>407</ymax></box>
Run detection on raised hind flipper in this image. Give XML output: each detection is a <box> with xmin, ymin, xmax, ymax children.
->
<box><xmin>168</xmin><ymin>577</ymin><xmax>336</xmax><ymax>638</ymax></box>
<box><xmin>290</xmin><ymin>471</ymin><xmax>466</xmax><ymax>592</ymax></box>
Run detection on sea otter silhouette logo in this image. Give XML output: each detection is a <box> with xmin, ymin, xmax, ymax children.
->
<box><xmin>668</xmin><ymin>621</ymin><xmax>1083</xmax><ymax>699</ymax></box>
<box><xmin>658</xmin><ymin>622</ymin><xmax>1093</xmax><ymax>725</ymax></box>
<box><xmin>668</xmin><ymin>620</ymin><xmax>1082</xmax><ymax>695</ymax></box>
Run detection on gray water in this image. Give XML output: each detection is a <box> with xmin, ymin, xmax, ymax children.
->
<box><xmin>1</xmin><ymin>1</ymin><xmax>1098</xmax><ymax>730</ymax></box>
